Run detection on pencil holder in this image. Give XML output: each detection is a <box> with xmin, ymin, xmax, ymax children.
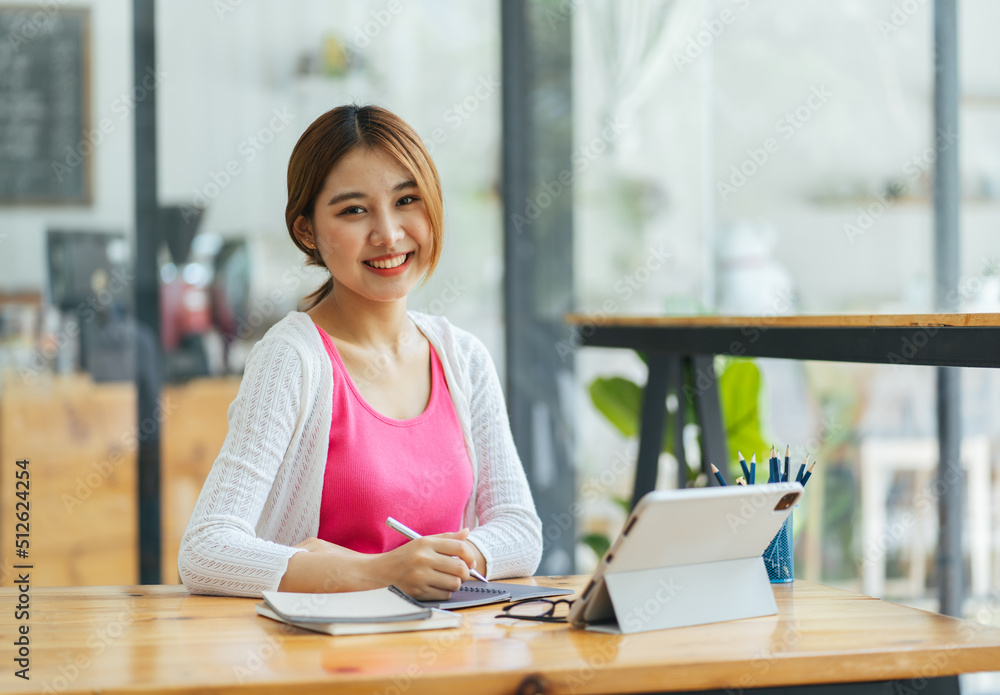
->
<box><xmin>763</xmin><ymin>510</ymin><xmax>794</xmax><ymax>583</ymax></box>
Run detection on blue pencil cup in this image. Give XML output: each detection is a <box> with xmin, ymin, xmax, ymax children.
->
<box><xmin>763</xmin><ymin>510</ymin><xmax>794</xmax><ymax>583</ymax></box>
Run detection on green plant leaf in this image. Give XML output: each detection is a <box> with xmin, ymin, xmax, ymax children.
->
<box><xmin>718</xmin><ymin>359</ymin><xmax>771</xmax><ymax>476</ymax></box>
<box><xmin>587</xmin><ymin>357</ymin><xmax>771</xmax><ymax>487</ymax></box>
<box><xmin>581</xmin><ymin>532</ymin><xmax>611</xmax><ymax>561</ymax></box>
<box><xmin>588</xmin><ymin>377</ymin><xmax>642</xmax><ymax>438</ymax></box>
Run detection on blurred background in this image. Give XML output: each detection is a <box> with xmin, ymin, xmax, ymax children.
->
<box><xmin>1</xmin><ymin>2</ymin><xmax>999</xmax><ymax>686</ymax></box>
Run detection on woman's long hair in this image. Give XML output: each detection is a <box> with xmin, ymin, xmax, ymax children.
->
<box><xmin>285</xmin><ymin>105</ymin><xmax>444</xmax><ymax>310</ymax></box>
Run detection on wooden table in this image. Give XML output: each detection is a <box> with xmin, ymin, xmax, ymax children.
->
<box><xmin>564</xmin><ymin>313</ymin><xmax>1000</xmax><ymax>504</ymax></box>
<box><xmin>2</xmin><ymin>576</ymin><xmax>999</xmax><ymax>695</ymax></box>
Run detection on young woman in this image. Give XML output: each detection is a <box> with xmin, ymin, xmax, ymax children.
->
<box><xmin>178</xmin><ymin>105</ymin><xmax>542</xmax><ymax>599</ymax></box>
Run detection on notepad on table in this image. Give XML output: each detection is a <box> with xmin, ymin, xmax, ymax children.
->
<box><xmin>262</xmin><ymin>586</ymin><xmax>430</xmax><ymax>623</ymax></box>
<box><xmin>257</xmin><ymin>586</ymin><xmax>462</xmax><ymax>635</ymax></box>
<box><xmin>255</xmin><ymin>602</ymin><xmax>460</xmax><ymax>636</ymax></box>
<box><xmin>418</xmin><ymin>581</ymin><xmax>575</xmax><ymax>610</ymax></box>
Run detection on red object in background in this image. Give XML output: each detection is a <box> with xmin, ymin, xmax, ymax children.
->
<box><xmin>160</xmin><ymin>277</ymin><xmax>212</xmax><ymax>351</ymax></box>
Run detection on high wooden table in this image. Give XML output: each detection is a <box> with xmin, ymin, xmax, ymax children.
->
<box><xmin>564</xmin><ymin>313</ymin><xmax>1000</xmax><ymax>504</ymax></box>
<box><xmin>2</xmin><ymin>576</ymin><xmax>999</xmax><ymax>695</ymax></box>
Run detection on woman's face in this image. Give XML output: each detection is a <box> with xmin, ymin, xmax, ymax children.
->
<box><xmin>301</xmin><ymin>147</ymin><xmax>433</xmax><ymax>305</ymax></box>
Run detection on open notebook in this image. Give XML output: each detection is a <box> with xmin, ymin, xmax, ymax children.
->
<box><xmin>418</xmin><ymin>580</ymin><xmax>574</xmax><ymax>610</ymax></box>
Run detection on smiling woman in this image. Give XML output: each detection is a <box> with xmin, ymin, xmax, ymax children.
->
<box><xmin>293</xmin><ymin>147</ymin><xmax>430</xmax><ymax>304</ymax></box>
<box><xmin>285</xmin><ymin>105</ymin><xmax>445</xmax><ymax>309</ymax></box>
<box><xmin>177</xmin><ymin>105</ymin><xmax>543</xmax><ymax>600</ymax></box>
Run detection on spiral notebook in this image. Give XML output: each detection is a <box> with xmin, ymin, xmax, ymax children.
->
<box><xmin>419</xmin><ymin>580</ymin><xmax>574</xmax><ymax>610</ymax></box>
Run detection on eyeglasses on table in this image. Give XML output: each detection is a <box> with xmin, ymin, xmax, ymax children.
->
<box><xmin>495</xmin><ymin>598</ymin><xmax>574</xmax><ymax>623</ymax></box>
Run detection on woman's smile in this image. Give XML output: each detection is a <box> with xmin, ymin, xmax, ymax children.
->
<box><xmin>363</xmin><ymin>251</ymin><xmax>414</xmax><ymax>275</ymax></box>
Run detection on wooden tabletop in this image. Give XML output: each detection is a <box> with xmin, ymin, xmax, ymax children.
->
<box><xmin>1</xmin><ymin>577</ymin><xmax>998</xmax><ymax>695</ymax></box>
<box><xmin>564</xmin><ymin>312</ymin><xmax>1000</xmax><ymax>328</ymax></box>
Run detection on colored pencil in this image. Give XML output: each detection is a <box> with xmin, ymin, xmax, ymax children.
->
<box><xmin>795</xmin><ymin>455</ymin><xmax>809</xmax><ymax>484</ymax></box>
<box><xmin>710</xmin><ymin>463</ymin><xmax>727</xmax><ymax>487</ymax></box>
<box><xmin>800</xmin><ymin>460</ymin><xmax>817</xmax><ymax>488</ymax></box>
<box><xmin>749</xmin><ymin>454</ymin><xmax>756</xmax><ymax>484</ymax></box>
<box><xmin>738</xmin><ymin>451</ymin><xmax>751</xmax><ymax>482</ymax></box>
<box><xmin>783</xmin><ymin>445</ymin><xmax>791</xmax><ymax>482</ymax></box>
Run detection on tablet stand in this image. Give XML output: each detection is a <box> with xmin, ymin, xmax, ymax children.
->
<box><xmin>587</xmin><ymin>557</ymin><xmax>778</xmax><ymax>635</ymax></box>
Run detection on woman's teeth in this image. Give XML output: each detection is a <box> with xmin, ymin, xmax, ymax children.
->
<box><xmin>365</xmin><ymin>254</ymin><xmax>408</xmax><ymax>269</ymax></box>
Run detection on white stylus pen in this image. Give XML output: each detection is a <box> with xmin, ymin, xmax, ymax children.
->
<box><xmin>385</xmin><ymin>516</ymin><xmax>489</xmax><ymax>583</ymax></box>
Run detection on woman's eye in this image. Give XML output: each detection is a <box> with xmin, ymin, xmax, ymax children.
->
<box><xmin>339</xmin><ymin>205</ymin><xmax>365</xmax><ymax>216</ymax></box>
<box><xmin>397</xmin><ymin>195</ymin><xmax>419</xmax><ymax>206</ymax></box>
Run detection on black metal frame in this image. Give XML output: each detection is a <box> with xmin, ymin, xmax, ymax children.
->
<box><xmin>133</xmin><ymin>0</ymin><xmax>161</xmax><ymax>584</ymax></box>
<box><xmin>933</xmin><ymin>0</ymin><xmax>962</xmax><ymax>620</ymax></box>
<box><xmin>581</xmin><ymin>325</ymin><xmax>1000</xmax><ymax>369</ymax></box>
<box><xmin>645</xmin><ymin>676</ymin><xmax>959</xmax><ymax>695</ymax></box>
<box><xmin>502</xmin><ymin>0</ymin><xmax>577</xmax><ymax>575</ymax></box>
<box><xmin>631</xmin><ymin>354</ymin><xmax>729</xmax><ymax>507</ymax></box>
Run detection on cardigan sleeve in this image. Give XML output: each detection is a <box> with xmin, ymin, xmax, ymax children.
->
<box><xmin>177</xmin><ymin>332</ymin><xmax>307</xmax><ymax>597</ymax></box>
<box><xmin>462</xmin><ymin>337</ymin><xmax>543</xmax><ymax>579</ymax></box>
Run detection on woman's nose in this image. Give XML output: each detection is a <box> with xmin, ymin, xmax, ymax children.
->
<box><xmin>369</xmin><ymin>210</ymin><xmax>405</xmax><ymax>246</ymax></box>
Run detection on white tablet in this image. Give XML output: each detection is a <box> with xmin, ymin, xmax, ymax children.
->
<box><xmin>568</xmin><ymin>482</ymin><xmax>802</xmax><ymax>633</ymax></box>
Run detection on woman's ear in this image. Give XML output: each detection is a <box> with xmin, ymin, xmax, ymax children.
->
<box><xmin>292</xmin><ymin>215</ymin><xmax>315</xmax><ymax>249</ymax></box>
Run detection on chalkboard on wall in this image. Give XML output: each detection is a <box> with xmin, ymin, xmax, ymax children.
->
<box><xmin>0</xmin><ymin>7</ymin><xmax>91</xmax><ymax>204</ymax></box>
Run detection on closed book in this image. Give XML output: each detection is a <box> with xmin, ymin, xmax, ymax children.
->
<box><xmin>261</xmin><ymin>586</ymin><xmax>430</xmax><ymax>624</ymax></box>
<box><xmin>255</xmin><ymin>603</ymin><xmax>461</xmax><ymax>636</ymax></box>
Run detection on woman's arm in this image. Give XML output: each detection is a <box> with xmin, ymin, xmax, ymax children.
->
<box><xmin>178</xmin><ymin>333</ymin><xmax>314</xmax><ymax>597</ymax></box>
<box><xmin>461</xmin><ymin>338</ymin><xmax>544</xmax><ymax>579</ymax></box>
<box><xmin>277</xmin><ymin>530</ymin><xmax>479</xmax><ymax>600</ymax></box>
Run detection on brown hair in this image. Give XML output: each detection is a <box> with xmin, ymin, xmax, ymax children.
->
<box><xmin>285</xmin><ymin>104</ymin><xmax>444</xmax><ymax>310</ymax></box>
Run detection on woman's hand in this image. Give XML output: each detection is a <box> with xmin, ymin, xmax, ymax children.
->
<box><xmin>278</xmin><ymin>531</ymin><xmax>487</xmax><ymax>597</ymax></box>
<box><xmin>374</xmin><ymin>528</ymin><xmax>478</xmax><ymax>601</ymax></box>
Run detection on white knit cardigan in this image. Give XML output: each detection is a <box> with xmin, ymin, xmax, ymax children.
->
<box><xmin>178</xmin><ymin>310</ymin><xmax>543</xmax><ymax>597</ymax></box>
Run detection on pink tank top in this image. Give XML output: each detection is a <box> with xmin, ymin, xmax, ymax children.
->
<box><xmin>315</xmin><ymin>324</ymin><xmax>473</xmax><ymax>553</ymax></box>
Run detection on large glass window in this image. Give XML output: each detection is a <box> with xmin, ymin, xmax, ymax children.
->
<box><xmin>0</xmin><ymin>0</ymin><xmax>502</xmax><ymax>586</ymax></box>
<box><xmin>572</xmin><ymin>0</ymin><xmax>1000</xmax><ymax>637</ymax></box>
